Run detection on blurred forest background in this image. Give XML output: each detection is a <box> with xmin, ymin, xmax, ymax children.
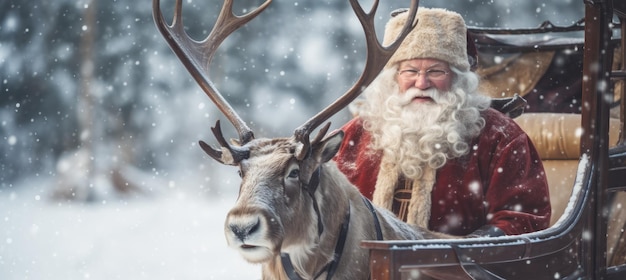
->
<box><xmin>0</xmin><ymin>0</ymin><xmax>582</xmax><ymax>199</ymax></box>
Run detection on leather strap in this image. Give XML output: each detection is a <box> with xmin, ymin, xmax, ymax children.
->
<box><xmin>281</xmin><ymin>203</ymin><xmax>352</xmax><ymax>280</ymax></box>
<box><xmin>281</xmin><ymin>253</ymin><xmax>305</xmax><ymax>280</ymax></box>
<box><xmin>362</xmin><ymin>196</ymin><xmax>383</xmax><ymax>240</ymax></box>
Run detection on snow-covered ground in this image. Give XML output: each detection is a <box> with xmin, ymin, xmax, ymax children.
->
<box><xmin>0</xmin><ymin>177</ymin><xmax>261</xmax><ymax>280</ymax></box>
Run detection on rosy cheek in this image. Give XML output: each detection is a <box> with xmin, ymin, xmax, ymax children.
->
<box><xmin>397</xmin><ymin>80</ymin><xmax>411</xmax><ymax>93</ymax></box>
<box><xmin>433</xmin><ymin>80</ymin><xmax>452</xmax><ymax>92</ymax></box>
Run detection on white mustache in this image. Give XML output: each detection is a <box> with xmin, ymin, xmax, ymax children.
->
<box><xmin>398</xmin><ymin>88</ymin><xmax>439</xmax><ymax>105</ymax></box>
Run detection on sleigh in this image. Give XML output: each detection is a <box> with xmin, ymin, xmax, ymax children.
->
<box><xmin>361</xmin><ymin>1</ymin><xmax>626</xmax><ymax>279</ymax></box>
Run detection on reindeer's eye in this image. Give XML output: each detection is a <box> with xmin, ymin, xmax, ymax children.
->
<box><xmin>287</xmin><ymin>168</ymin><xmax>299</xmax><ymax>179</ymax></box>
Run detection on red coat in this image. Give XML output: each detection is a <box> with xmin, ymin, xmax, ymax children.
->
<box><xmin>334</xmin><ymin>108</ymin><xmax>551</xmax><ymax>236</ymax></box>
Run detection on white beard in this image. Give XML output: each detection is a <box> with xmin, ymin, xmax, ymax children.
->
<box><xmin>358</xmin><ymin>68</ymin><xmax>489</xmax><ymax>180</ymax></box>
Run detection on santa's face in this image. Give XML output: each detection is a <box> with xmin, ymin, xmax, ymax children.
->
<box><xmin>396</xmin><ymin>58</ymin><xmax>453</xmax><ymax>104</ymax></box>
<box><xmin>359</xmin><ymin>65</ymin><xmax>482</xmax><ymax>179</ymax></box>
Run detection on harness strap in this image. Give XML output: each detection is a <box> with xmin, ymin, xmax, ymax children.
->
<box><xmin>321</xmin><ymin>203</ymin><xmax>351</xmax><ymax>280</ymax></box>
<box><xmin>361</xmin><ymin>196</ymin><xmax>383</xmax><ymax>280</ymax></box>
<box><xmin>361</xmin><ymin>196</ymin><xmax>383</xmax><ymax>240</ymax></box>
<box><xmin>281</xmin><ymin>253</ymin><xmax>305</xmax><ymax>280</ymax></box>
<box><xmin>281</xmin><ymin>203</ymin><xmax>351</xmax><ymax>280</ymax></box>
<box><xmin>305</xmin><ymin>167</ymin><xmax>324</xmax><ymax>237</ymax></box>
<box><xmin>281</xmin><ymin>171</ymin><xmax>383</xmax><ymax>279</ymax></box>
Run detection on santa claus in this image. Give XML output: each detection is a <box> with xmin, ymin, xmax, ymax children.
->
<box><xmin>334</xmin><ymin>7</ymin><xmax>551</xmax><ymax>237</ymax></box>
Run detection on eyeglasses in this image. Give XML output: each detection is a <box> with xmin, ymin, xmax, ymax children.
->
<box><xmin>397</xmin><ymin>68</ymin><xmax>450</xmax><ymax>81</ymax></box>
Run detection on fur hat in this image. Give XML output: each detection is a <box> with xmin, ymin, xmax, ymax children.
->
<box><xmin>383</xmin><ymin>7</ymin><xmax>470</xmax><ymax>72</ymax></box>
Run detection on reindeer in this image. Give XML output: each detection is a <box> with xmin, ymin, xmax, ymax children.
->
<box><xmin>153</xmin><ymin>0</ymin><xmax>454</xmax><ymax>279</ymax></box>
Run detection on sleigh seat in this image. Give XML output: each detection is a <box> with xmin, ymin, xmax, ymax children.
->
<box><xmin>474</xmin><ymin>21</ymin><xmax>626</xmax><ymax>264</ymax></box>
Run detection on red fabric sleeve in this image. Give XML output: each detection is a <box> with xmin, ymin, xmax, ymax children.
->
<box><xmin>479</xmin><ymin>121</ymin><xmax>552</xmax><ymax>234</ymax></box>
<box><xmin>333</xmin><ymin>118</ymin><xmax>381</xmax><ymax>200</ymax></box>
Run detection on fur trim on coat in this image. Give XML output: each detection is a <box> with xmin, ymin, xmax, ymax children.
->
<box><xmin>372</xmin><ymin>155</ymin><xmax>435</xmax><ymax>228</ymax></box>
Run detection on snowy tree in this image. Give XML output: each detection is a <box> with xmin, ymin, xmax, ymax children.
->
<box><xmin>0</xmin><ymin>0</ymin><xmax>582</xmax><ymax>199</ymax></box>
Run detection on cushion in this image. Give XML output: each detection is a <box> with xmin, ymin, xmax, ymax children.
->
<box><xmin>514</xmin><ymin>113</ymin><xmax>621</xmax><ymax>160</ymax></box>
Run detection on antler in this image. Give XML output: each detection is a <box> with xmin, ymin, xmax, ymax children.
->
<box><xmin>153</xmin><ymin>0</ymin><xmax>271</xmax><ymax>164</ymax></box>
<box><xmin>294</xmin><ymin>0</ymin><xmax>420</xmax><ymax>160</ymax></box>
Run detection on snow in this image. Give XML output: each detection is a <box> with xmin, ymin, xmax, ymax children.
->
<box><xmin>0</xmin><ymin>178</ymin><xmax>261</xmax><ymax>280</ymax></box>
<box><xmin>550</xmin><ymin>154</ymin><xmax>588</xmax><ymax>228</ymax></box>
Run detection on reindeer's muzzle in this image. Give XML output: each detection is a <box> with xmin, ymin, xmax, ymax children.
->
<box><xmin>225</xmin><ymin>206</ymin><xmax>281</xmax><ymax>263</ymax></box>
<box><xmin>229</xmin><ymin>217</ymin><xmax>260</xmax><ymax>243</ymax></box>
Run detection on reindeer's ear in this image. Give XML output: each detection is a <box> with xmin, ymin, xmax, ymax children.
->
<box><xmin>319</xmin><ymin>130</ymin><xmax>344</xmax><ymax>163</ymax></box>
